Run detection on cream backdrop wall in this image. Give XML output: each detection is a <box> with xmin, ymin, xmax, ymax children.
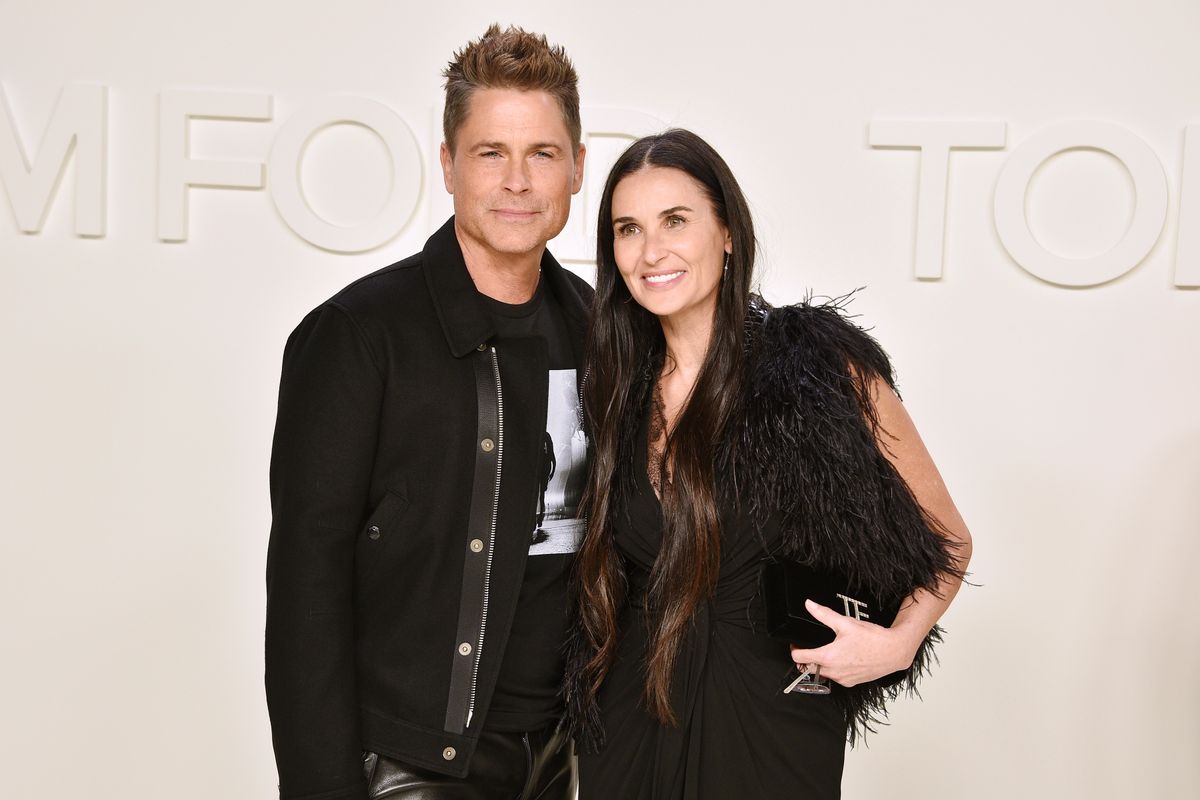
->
<box><xmin>1</xmin><ymin>1</ymin><xmax>1197</xmax><ymax>798</ymax></box>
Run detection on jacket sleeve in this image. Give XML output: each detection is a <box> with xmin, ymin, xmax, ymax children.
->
<box><xmin>265</xmin><ymin>302</ymin><xmax>382</xmax><ymax>800</ymax></box>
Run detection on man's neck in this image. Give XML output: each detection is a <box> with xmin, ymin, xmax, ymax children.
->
<box><xmin>456</xmin><ymin>228</ymin><xmax>544</xmax><ymax>304</ymax></box>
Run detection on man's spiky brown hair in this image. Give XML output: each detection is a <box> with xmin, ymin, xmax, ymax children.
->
<box><xmin>442</xmin><ymin>24</ymin><xmax>581</xmax><ymax>154</ymax></box>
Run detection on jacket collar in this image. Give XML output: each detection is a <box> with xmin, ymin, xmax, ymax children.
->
<box><xmin>422</xmin><ymin>216</ymin><xmax>590</xmax><ymax>359</ymax></box>
<box><xmin>539</xmin><ymin>242</ymin><xmax>591</xmax><ymax>369</ymax></box>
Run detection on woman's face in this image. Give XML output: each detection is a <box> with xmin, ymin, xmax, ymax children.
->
<box><xmin>610</xmin><ymin>166</ymin><xmax>732</xmax><ymax>325</ymax></box>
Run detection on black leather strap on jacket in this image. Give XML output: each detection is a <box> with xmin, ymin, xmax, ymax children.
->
<box><xmin>444</xmin><ymin>344</ymin><xmax>502</xmax><ymax>734</ymax></box>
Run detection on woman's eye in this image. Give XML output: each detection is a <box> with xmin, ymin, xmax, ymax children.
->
<box><xmin>665</xmin><ymin>215</ymin><xmax>685</xmax><ymax>228</ymax></box>
<box><xmin>617</xmin><ymin>224</ymin><xmax>640</xmax><ymax>237</ymax></box>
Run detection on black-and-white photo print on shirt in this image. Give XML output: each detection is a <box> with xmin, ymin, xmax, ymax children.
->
<box><xmin>531</xmin><ymin>368</ymin><xmax>586</xmax><ymax>557</ymax></box>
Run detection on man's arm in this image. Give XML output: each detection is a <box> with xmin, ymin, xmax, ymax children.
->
<box><xmin>265</xmin><ymin>303</ymin><xmax>383</xmax><ymax>800</ymax></box>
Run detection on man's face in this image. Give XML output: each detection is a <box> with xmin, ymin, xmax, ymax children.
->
<box><xmin>440</xmin><ymin>88</ymin><xmax>585</xmax><ymax>262</ymax></box>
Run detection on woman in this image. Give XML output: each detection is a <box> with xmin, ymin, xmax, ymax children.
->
<box><xmin>565</xmin><ymin>129</ymin><xmax>972</xmax><ymax>799</ymax></box>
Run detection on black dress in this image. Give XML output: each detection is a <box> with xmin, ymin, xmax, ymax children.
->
<box><xmin>577</xmin><ymin>418</ymin><xmax>847</xmax><ymax>800</ymax></box>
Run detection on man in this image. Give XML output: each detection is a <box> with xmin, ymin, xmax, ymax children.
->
<box><xmin>265</xmin><ymin>25</ymin><xmax>590</xmax><ymax>800</ymax></box>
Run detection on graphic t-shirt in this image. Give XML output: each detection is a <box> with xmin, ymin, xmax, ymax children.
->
<box><xmin>479</xmin><ymin>280</ymin><xmax>586</xmax><ymax>732</ymax></box>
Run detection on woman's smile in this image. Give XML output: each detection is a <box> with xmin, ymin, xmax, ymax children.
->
<box><xmin>642</xmin><ymin>269</ymin><xmax>687</xmax><ymax>287</ymax></box>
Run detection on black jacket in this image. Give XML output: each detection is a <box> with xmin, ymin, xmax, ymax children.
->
<box><xmin>266</xmin><ymin>217</ymin><xmax>593</xmax><ymax>800</ymax></box>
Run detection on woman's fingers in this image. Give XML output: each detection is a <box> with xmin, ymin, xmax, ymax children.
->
<box><xmin>789</xmin><ymin>643</ymin><xmax>826</xmax><ymax>666</ymax></box>
<box><xmin>788</xmin><ymin>608</ymin><xmax>904</xmax><ymax>687</ymax></box>
<box><xmin>804</xmin><ymin>598</ymin><xmax>849</xmax><ymax>632</ymax></box>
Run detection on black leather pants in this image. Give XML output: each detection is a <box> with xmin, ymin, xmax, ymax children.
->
<box><xmin>363</xmin><ymin>726</ymin><xmax>575</xmax><ymax>800</ymax></box>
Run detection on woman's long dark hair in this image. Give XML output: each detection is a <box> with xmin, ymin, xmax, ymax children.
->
<box><xmin>575</xmin><ymin>129</ymin><xmax>757</xmax><ymax>725</ymax></box>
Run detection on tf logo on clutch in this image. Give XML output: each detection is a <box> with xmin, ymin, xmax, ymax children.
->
<box><xmin>835</xmin><ymin>593</ymin><xmax>870</xmax><ymax>621</ymax></box>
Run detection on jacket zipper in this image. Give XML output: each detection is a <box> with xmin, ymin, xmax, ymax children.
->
<box><xmin>466</xmin><ymin>345</ymin><xmax>503</xmax><ymax>729</ymax></box>
<box><xmin>578</xmin><ymin>364</ymin><xmax>590</xmax><ymax>430</ymax></box>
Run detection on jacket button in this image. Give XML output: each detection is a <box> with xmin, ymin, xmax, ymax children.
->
<box><xmin>443</xmin><ymin>746</ymin><xmax>456</xmax><ymax>760</ymax></box>
<box><xmin>480</xmin><ymin>438</ymin><xmax>494</xmax><ymax>452</ymax></box>
<box><xmin>367</xmin><ymin>525</ymin><xmax>381</xmax><ymax>540</ymax></box>
<box><xmin>458</xmin><ymin>642</ymin><xmax>472</xmax><ymax>656</ymax></box>
<box><xmin>476</xmin><ymin>343</ymin><xmax>487</xmax><ymax>352</ymax></box>
<box><xmin>469</xmin><ymin>538</ymin><xmax>484</xmax><ymax>552</ymax></box>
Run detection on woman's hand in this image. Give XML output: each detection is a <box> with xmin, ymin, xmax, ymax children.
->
<box><xmin>788</xmin><ymin>599</ymin><xmax>924</xmax><ymax>688</ymax></box>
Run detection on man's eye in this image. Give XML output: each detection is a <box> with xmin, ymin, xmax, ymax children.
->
<box><xmin>534</xmin><ymin>151</ymin><xmax>553</xmax><ymax>159</ymax></box>
<box><xmin>480</xmin><ymin>151</ymin><xmax>501</xmax><ymax>158</ymax></box>
<box><xmin>665</xmin><ymin>215</ymin><xmax>685</xmax><ymax>228</ymax></box>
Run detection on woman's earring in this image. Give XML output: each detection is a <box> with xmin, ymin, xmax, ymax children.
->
<box><xmin>723</xmin><ymin>252</ymin><xmax>730</xmax><ymax>276</ymax></box>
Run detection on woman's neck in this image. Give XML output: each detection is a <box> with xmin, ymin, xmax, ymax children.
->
<box><xmin>658</xmin><ymin>302</ymin><xmax>715</xmax><ymax>387</ymax></box>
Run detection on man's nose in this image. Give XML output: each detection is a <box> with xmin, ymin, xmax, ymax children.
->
<box><xmin>502</xmin><ymin>158</ymin><xmax>532</xmax><ymax>193</ymax></box>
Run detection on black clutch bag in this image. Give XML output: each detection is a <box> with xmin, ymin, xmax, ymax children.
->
<box><xmin>760</xmin><ymin>559</ymin><xmax>906</xmax><ymax>688</ymax></box>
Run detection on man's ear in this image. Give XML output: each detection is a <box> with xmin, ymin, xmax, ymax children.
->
<box><xmin>570</xmin><ymin>142</ymin><xmax>587</xmax><ymax>195</ymax></box>
<box><xmin>439</xmin><ymin>141</ymin><xmax>455</xmax><ymax>194</ymax></box>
